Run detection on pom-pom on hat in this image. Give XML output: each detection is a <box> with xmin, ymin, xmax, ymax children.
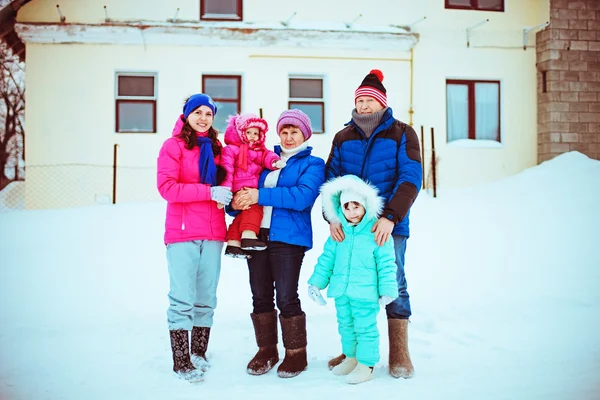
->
<box><xmin>354</xmin><ymin>69</ymin><xmax>387</xmax><ymax>107</ymax></box>
<box><xmin>276</xmin><ymin>109</ymin><xmax>313</xmax><ymax>140</ymax></box>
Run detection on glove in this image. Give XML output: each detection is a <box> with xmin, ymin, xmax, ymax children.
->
<box><xmin>210</xmin><ymin>186</ymin><xmax>233</xmax><ymax>206</ymax></box>
<box><xmin>273</xmin><ymin>159</ymin><xmax>286</xmax><ymax>169</ymax></box>
<box><xmin>379</xmin><ymin>295</ymin><xmax>396</xmax><ymax>307</ymax></box>
<box><xmin>308</xmin><ymin>285</ymin><xmax>327</xmax><ymax>306</ymax></box>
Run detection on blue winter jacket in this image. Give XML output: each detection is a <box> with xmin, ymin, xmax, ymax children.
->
<box><xmin>255</xmin><ymin>145</ymin><xmax>325</xmax><ymax>250</ymax></box>
<box><xmin>325</xmin><ymin>108</ymin><xmax>422</xmax><ymax>237</ymax></box>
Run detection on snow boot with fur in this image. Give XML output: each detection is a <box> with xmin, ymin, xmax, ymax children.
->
<box><xmin>332</xmin><ymin>356</ymin><xmax>358</xmax><ymax>376</ymax></box>
<box><xmin>346</xmin><ymin>362</ymin><xmax>373</xmax><ymax>384</ymax></box>
<box><xmin>247</xmin><ymin>310</ymin><xmax>280</xmax><ymax>375</ymax></box>
<box><xmin>169</xmin><ymin>329</ymin><xmax>204</xmax><ymax>383</ymax></box>
<box><xmin>191</xmin><ymin>326</ymin><xmax>211</xmax><ymax>372</ymax></box>
<box><xmin>388</xmin><ymin>318</ymin><xmax>414</xmax><ymax>378</ymax></box>
<box><xmin>277</xmin><ymin>313</ymin><xmax>308</xmax><ymax>378</ymax></box>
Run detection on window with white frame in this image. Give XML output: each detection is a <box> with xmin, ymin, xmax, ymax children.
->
<box><xmin>446</xmin><ymin>79</ymin><xmax>500</xmax><ymax>142</ymax></box>
<box><xmin>115</xmin><ymin>73</ymin><xmax>157</xmax><ymax>133</ymax></box>
<box><xmin>202</xmin><ymin>75</ymin><xmax>241</xmax><ymax>133</ymax></box>
<box><xmin>201</xmin><ymin>0</ymin><xmax>242</xmax><ymax>21</ymax></box>
<box><xmin>288</xmin><ymin>77</ymin><xmax>325</xmax><ymax>134</ymax></box>
<box><xmin>445</xmin><ymin>0</ymin><xmax>504</xmax><ymax>12</ymax></box>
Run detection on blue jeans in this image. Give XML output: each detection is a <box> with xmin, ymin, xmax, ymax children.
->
<box><xmin>385</xmin><ymin>235</ymin><xmax>411</xmax><ymax>319</ymax></box>
<box><xmin>247</xmin><ymin>241</ymin><xmax>305</xmax><ymax>318</ymax></box>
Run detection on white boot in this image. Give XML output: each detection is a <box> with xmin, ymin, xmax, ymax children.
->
<box><xmin>332</xmin><ymin>356</ymin><xmax>357</xmax><ymax>376</ymax></box>
<box><xmin>346</xmin><ymin>362</ymin><xmax>373</xmax><ymax>384</ymax></box>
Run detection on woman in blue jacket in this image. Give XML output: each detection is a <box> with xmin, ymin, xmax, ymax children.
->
<box><xmin>231</xmin><ymin>109</ymin><xmax>325</xmax><ymax>379</ymax></box>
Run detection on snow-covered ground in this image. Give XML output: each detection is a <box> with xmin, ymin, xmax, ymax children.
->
<box><xmin>1</xmin><ymin>151</ymin><xmax>599</xmax><ymax>400</ymax></box>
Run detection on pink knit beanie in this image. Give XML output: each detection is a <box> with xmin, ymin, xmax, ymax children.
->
<box><xmin>276</xmin><ymin>109</ymin><xmax>313</xmax><ymax>140</ymax></box>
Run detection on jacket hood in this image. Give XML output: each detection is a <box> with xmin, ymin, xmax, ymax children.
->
<box><xmin>321</xmin><ymin>175</ymin><xmax>382</xmax><ymax>226</ymax></box>
<box><xmin>172</xmin><ymin>115</ymin><xmax>185</xmax><ymax>137</ymax></box>
<box><xmin>224</xmin><ymin>114</ymin><xmax>267</xmax><ymax>148</ymax></box>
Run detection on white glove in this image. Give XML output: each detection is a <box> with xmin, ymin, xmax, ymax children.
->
<box><xmin>210</xmin><ymin>186</ymin><xmax>232</xmax><ymax>205</ymax></box>
<box><xmin>273</xmin><ymin>159</ymin><xmax>286</xmax><ymax>169</ymax></box>
<box><xmin>308</xmin><ymin>285</ymin><xmax>327</xmax><ymax>306</ymax></box>
<box><xmin>379</xmin><ymin>295</ymin><xmax>396</xmax><ymax>307</ymax></box>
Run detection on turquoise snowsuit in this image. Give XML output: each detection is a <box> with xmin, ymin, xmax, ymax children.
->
<box><xmin>308</xmin><ymin>175</ymin><xmax>398</xmax><ymax>366</ymax></box>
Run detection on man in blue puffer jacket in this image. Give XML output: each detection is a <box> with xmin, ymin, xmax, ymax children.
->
<box><xmin>325</xmin><ymin>69</ymin><xmax>422</xmax><ymax>379</ymax></box>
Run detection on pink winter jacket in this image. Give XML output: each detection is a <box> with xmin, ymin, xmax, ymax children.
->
<box><xmin>221</xmin><ymin>120</ymin><xmax>280</xmax><ymax>192</ymax></box>
<box><xmin>157</xmin><ymin>116</ymin><xmax>227</xmax><ymax>245</ymax></box>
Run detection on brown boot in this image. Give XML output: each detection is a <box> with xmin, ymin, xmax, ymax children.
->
<box><xmin>169</xmin><ymin>329</ymin><xmax>204</xmax><ymax>382</ymax></box>
<box><xmin>327</xmin><ymin>353</ymin><xmax>346</xmax><ymax>370</ymax></box>
<box><xmin>388</xmin><ymin>319</ymin><xmax>414</xmax><ymax>378</ymax></box>
<box><xmin>191</xmin><ymin>326</ymin><xmax>211</xmax><ymax>371</ymax></box>
<box><xmin>247</xmin><ymin>310</ymin><xmax>280</xmax><ymax>375</ymax></box>
<box><xmin>277</xmin><ymin>313</ymin><xmax>308</xmax><ymax>378</ymax></box>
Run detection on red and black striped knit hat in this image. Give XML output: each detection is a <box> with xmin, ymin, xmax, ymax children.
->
<box><xmin>354</xmin><ymin>69</ymin><xmax>387</xmax><ymax>107</ymax></box>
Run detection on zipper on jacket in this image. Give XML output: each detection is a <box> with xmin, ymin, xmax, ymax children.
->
<box><xmin>181</xmin><ymin>207</ymin><xmax>186</xmax><ymax>230</ymax></box>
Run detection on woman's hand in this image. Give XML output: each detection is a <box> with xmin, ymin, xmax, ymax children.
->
<box><xmin>233</xmin><ymin>188</ymin><xmax>259</xmax><ymax>209</ymax></box>
<box><xmin>230</xmin><ymin>195</ymin><xmax>248</xmax><ymax>211</ymax></box>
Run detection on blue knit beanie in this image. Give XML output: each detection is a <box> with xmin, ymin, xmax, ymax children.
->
<box><xmin>183</xmin><ymin>94</ymin><xmax>218</xmax><ymax>119</ymax></box>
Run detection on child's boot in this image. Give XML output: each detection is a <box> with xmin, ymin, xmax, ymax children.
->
<box><xmin>225</xmin><ymin>240</ymin><xmax>251</xmax><ymax>259</ymax></box>
<box><xmin>331</xmin><ymin>356</ymin><xmax>357</xmax><ymax>376</ymax></box>
<box><xmin>346</xmin><ymin>362</ymin><xmax>373</xmax><ymax>384</ymax></box>
<box><xmin>241</xmin><ymin>230</ymin><xmax>267</xmax><ymax>251</ymax></box>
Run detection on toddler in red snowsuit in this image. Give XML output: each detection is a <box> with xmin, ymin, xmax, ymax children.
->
<box><xmin>221</xmin><ymin>114</ymin><xmax>285</xmax><ymax>258</ymax></box>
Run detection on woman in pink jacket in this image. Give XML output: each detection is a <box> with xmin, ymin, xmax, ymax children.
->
<box><xmin>221</xmin><ymin>113</ymin><xmax>284</xmax><ymax>259</ymax></box>
<box><xmin>157</xmin><ymin>93</ymin><xmax>233</xmax><ymax>383</ymax></box>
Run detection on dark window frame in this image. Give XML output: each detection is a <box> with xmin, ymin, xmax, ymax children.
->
<box><xmin>115</xmin><ymin>73</ymin><xmax>157</xmax><ymax>134</ymax></box>
<box><xmin>446</xmin><ymin>79</ymin><xmax>501</xmax><ymax>142</ymax></box>
<box><xmin>202</xmin><ymin>74</ymin><xmax>242</xmax><ymax>132</ymax></box>
<box><xmin>445</xmin><ymin>0</ymin><xmax>504</xmax><ymax>12</ymax></box>
<box><xmin>288</xmin><ymin>101</ymin><xmax>325</xmax><ymax>134</ymax></box>
<box><xmin>200</xmin><ymin>0</ymin><xmax>243</xmax><ymax>21</ymax></box>
<box><xmin>288</xmin><ymin>77</ymin><xmax>325</xmax><ymax>134</ymax></box>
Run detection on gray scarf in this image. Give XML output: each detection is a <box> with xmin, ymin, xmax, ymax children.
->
<box><xmin>351</xmin><ymin>107</ymin><xmax>389</xmax><ymax>138</ymax></box>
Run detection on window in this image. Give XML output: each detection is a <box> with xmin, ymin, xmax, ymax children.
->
<box><xmin>288</xmin><ymin>77</ymin><xmax>325</xmax><ymax>134</ymax></box>
<box><xmin>445</xmin><ymin>0</ymin><xmax>504</xmax><ymax>11</ymax></box>
<box><xmin>202</xmin><ymin>75</ymin><xmax>241</xmax><ymax>133</ymax></box>
<box><xmin>115</xmin><ymin>73</ymin><xmax>157</xmax><ymax>133</ymax></box>
<box><xmin>446</xmin><ymin>79</ymin><xmax>500</xmax><ymax>142</ymax></box>
<box><xmin>201</xmin><ymin>0</ymin><xmax>242</xmax><ymax>21</ymax></box>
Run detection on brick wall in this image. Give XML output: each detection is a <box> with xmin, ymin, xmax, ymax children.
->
<box><xmin>536</xmin><ymin>0</ymin><xmax>600</xmax><ymax>163</ymax></box>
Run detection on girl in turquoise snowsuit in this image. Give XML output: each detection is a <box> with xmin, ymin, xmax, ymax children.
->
<box><xmin>308</xmin><ymin>174</ymin><xmax>398</xmax><ymax>384</ymax></box>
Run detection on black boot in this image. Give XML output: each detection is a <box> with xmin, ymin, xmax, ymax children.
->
<box><xmin>169</xmin><ymin>329</ymin><xmax>204</xmax><ymax>383</ymax></box>
<box><xmin>191</xmin><ymin>326</ymin><xmax>211</xmax><ymax>372</ymax></box>
<box><xmin>247</xmin><ymin>310</ymin><xmax>280</xmax><ymax>375</ymax></box>
<box><xmin>277</xmin><ymin>313</ymin><xmax>308</xmax><ymax>378</ymax></box>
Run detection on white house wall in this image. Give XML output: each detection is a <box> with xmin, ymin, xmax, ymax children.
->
<box><xmin>17</xmin><ymin>0</ymin><xmax>548</xmax><ymax>208</ymax></box>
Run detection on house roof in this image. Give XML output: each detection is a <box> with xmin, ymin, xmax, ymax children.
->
<box><xmin>0</xmin><ymin>0</ymin><xmax>32</xmax><ymax>61</ymax></box>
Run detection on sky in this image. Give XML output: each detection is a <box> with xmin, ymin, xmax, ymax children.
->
<box><xmin>1</xmin><ymin>150</ymin><xmax>599</xmax><ymax>400</ymax></box>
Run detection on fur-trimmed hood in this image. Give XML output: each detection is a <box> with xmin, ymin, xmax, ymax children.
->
<box><xmin>224</xmin><ymin>114</ymin><xmax>268</xmax><ymax>148</ymax></box>
<box><xmin>321</xmin><ymin>175</ymin><xmax>383</xmax><ymax>226</ymax></box>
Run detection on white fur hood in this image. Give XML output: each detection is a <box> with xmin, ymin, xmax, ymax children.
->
<box><xmin>320</xmin><ymin>175</ymin><xmax>383</xmax><ymax>225</ymax></box>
